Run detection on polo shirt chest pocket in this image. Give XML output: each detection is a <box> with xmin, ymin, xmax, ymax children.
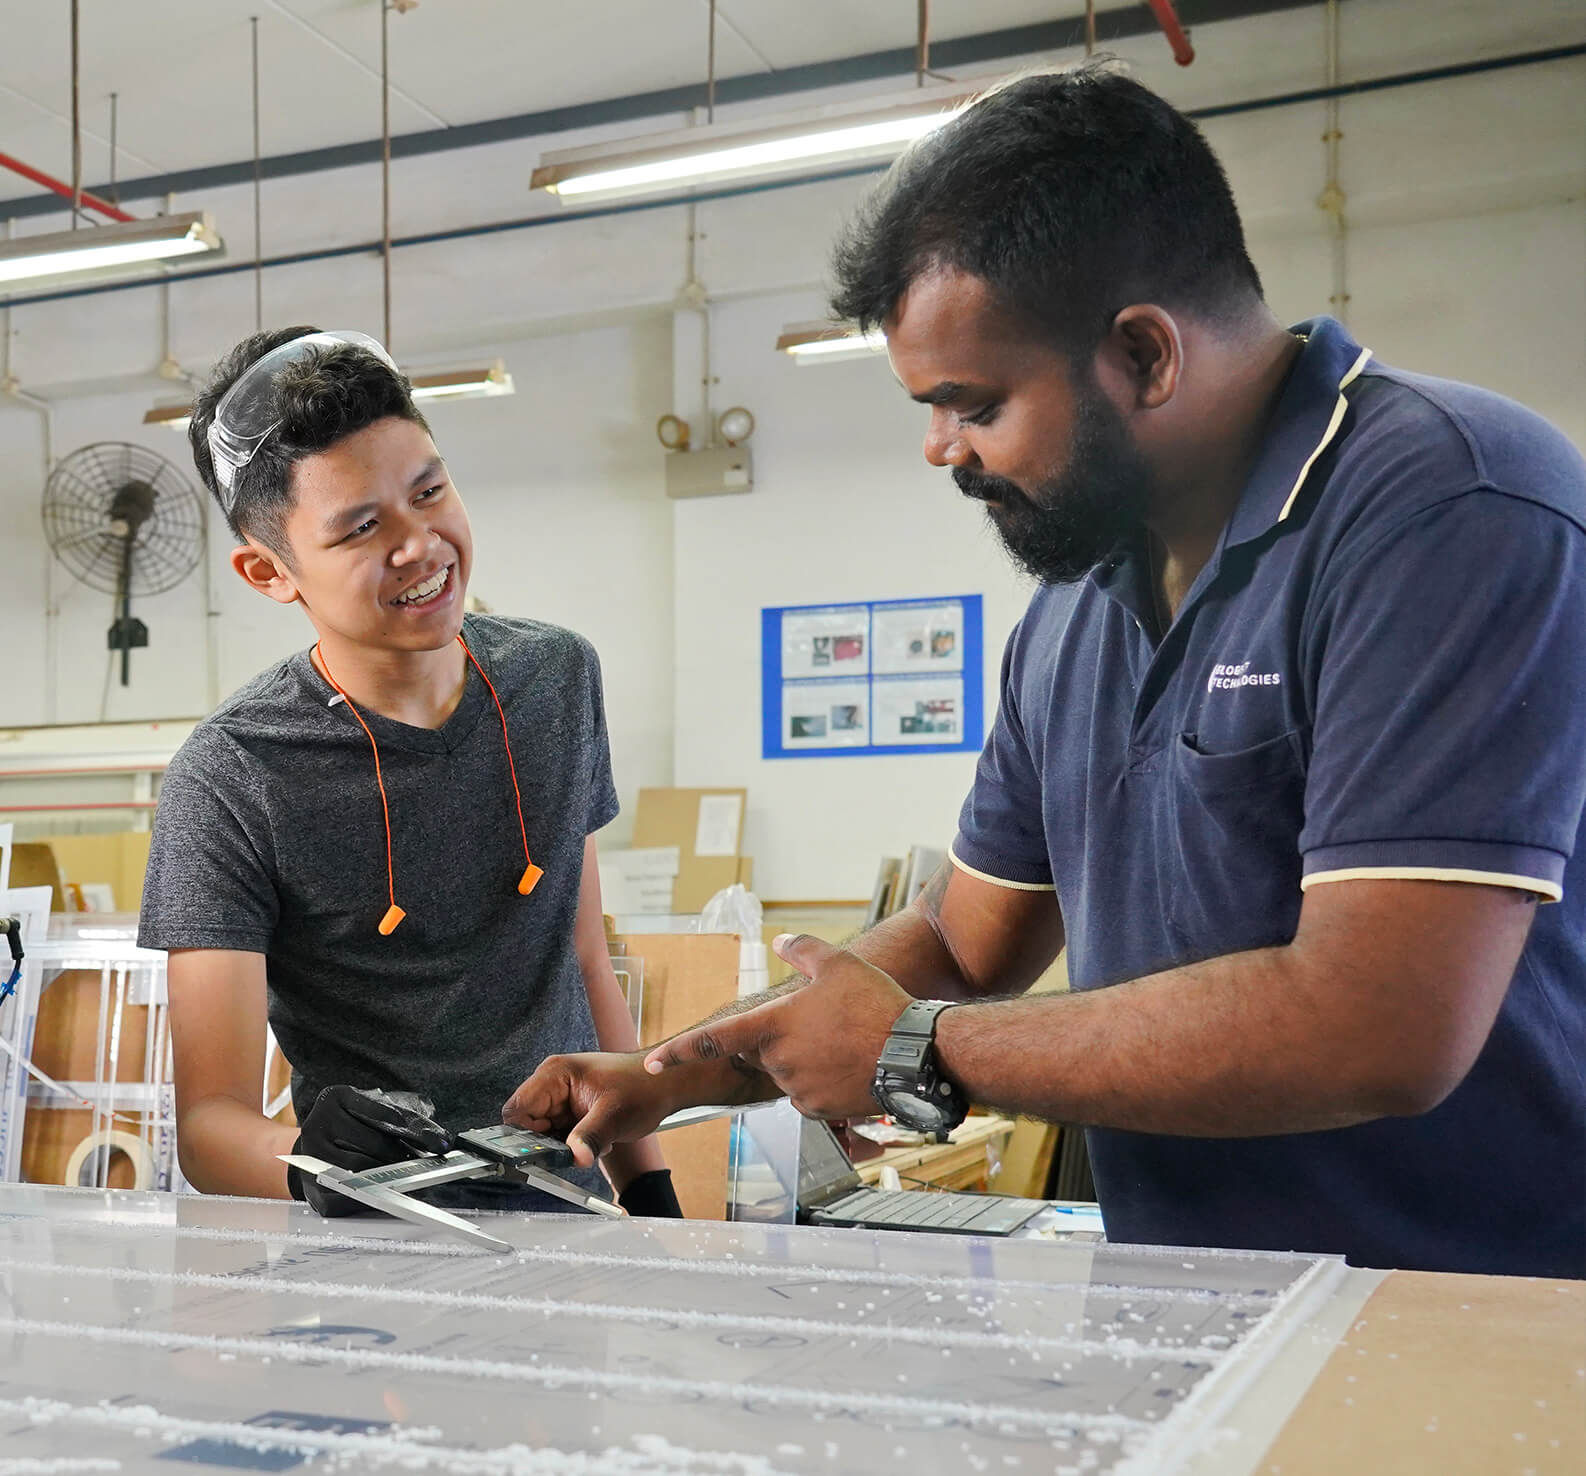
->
<box><xmin>1162</xmin><ymin>727</ymin><xmax>1309</xmax><ymax>956</ymax></box>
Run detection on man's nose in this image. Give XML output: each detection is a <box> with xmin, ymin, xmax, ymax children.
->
<box><xmin>923</xmin><ymin>413</ymin><xmax>975</xmax><ymax>470</ymax></box>
<box><xmin>390</xmin><ymin>517</ymin><xmax>438</xmax><ymax>564</ymax></box>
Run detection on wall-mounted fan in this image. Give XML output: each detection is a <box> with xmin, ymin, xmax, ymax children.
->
<box><xmin>41</xmin><ymin>442</ymin><xmax>206</xmax><ymax>687</ymax></box>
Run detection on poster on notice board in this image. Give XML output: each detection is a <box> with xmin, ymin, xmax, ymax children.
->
<box><xmin>761</xmin><ymin>595</ymin><xmax>983</xmax><ymax>759</ymax></box>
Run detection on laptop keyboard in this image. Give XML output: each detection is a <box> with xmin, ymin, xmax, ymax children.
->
<box><xmin>816</xmin><ymin>1187</ymin><xmax>1045</xmax><ymax>1235</ymax></box>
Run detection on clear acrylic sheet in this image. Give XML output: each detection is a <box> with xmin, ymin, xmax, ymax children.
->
<box><xmin>0</xmin><ymin>1182</ymin><xmax>1342</xmax><ymax>1474</ymax></box>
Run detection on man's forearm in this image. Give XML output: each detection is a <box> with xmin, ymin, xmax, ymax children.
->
<box><xmin>179</xmin><ymin>1094</ymin><xmax>298</xmax><ymax>1198</ymax></box>
<box><xmin>935</xmin><ymin>944</ymin><xmax>1440</xmax><ymax>1137</ymax></box>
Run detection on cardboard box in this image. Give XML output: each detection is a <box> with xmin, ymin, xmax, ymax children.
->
<box><xmin>622</xmin><ymin>931</ymin><xmax>742</xmax><ymax>1219</ymax></box>
<box><xmin>46</xmin><ymin>831</ymin><xmax>153</xmax><ymax>914</ymax></box>
<box><xmin>631</xmin><ymin>788</ymin><xmax>752</xmax><ymax>913</ymax></box>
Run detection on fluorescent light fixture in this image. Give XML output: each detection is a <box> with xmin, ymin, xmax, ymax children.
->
<box><xmin>776</xmin><ymin>322</ymin><xmax>889</xmax><ymax>365</ymax></box>
<box><xmin>533</xmin><ymin>83</ymin><xmax>975</xmax><ymax>204</ymax></box>
<box><xmin>406</xmin><ymin>362</ymin><xmax>514</xmax><ymax>401</ymax></box>
<box><xmin>143</xmin><ymin>403</ymin><xmax>192</xmax><ymax>432</ymax></box>
<box><xmin>142</xmin><ymin>361</ymin><xmax>514</xmax><ymax>432</ymax></box>
<box><xmin>0</xmin><ymin>212</ymin><xmax>222</xmax><ymax>294</ymax></box>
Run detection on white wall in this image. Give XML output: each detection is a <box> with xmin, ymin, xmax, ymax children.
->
<box><xmin>1</xmin><ymin>0</ymin><xmax>1582</xmax><ymax>888</ymax></box>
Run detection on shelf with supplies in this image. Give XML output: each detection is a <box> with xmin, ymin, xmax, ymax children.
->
<box><xmin>853</xmin><ymin>1112</ymin><xmax>1016</xmax><ymax>1193</ymax></box>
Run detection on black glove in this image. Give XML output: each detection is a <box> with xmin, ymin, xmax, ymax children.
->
<box><xmin>617</xmin><ymin>1168</ymin><xmax>683</xmax><ymax>1218</ymax></box>
<box><xmin>288</xmin><ymin>1085</ymin><xmax>452</xmax><ymax>1217</ymax></box>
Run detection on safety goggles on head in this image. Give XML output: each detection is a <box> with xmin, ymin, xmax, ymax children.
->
<box><xmin>207</xmin><ymin>330</ymin><xmax>399</xmax><ymax>509</ymax></box>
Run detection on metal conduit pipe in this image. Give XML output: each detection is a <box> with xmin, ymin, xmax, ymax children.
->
<box><xmin>1144</xmin><ymin>0</ymin><xmax>1197</xmax><ymax>66</ymax></box>
<box><xmin>0</xmin><ymin>150</ymin><xmax>136</xmax><ymax>224</ymax></box>
<box><xmin>1</xmin><ymin>41</ymin><xmax>1582</xmax><ymax>315</ymax></box>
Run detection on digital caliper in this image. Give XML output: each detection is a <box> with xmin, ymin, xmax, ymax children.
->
<box><xmin>281</xmin><ymin>1123</ymin><xmax>620</xmax><ymax>1252</ymax></box>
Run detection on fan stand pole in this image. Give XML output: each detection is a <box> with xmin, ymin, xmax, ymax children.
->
<box><xmin>117</xmin><ymin>538</ymin><xmax>133</xmax><ymax>687</ymax></box>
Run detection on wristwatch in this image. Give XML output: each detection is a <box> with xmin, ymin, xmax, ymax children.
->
<box><xmin>871</xmin><ymin>999</ymin><xmax>969</xmax><ymax>1142</ymax></box>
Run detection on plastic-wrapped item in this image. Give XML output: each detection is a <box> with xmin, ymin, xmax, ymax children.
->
<box><xmin>699</xmin><ymin>884</ymin><xmax>768</xmax><ymax>997</ymax></box>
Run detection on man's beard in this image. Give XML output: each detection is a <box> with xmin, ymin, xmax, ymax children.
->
<box><xmin>953</xmin><ymin>387</ymin><xmax>1154</xmax><ymax>585</ymax></box>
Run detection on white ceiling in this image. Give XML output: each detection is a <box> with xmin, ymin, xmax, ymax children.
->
<box><xmin>0</xmin><ymin>1</ymin><xmax>1095</xmax><ymax>204</ymax></box>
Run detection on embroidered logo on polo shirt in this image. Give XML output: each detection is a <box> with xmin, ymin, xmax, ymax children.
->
<box><xmin>1207</xmin><ymin>662</ymin><xmax>1283</xmax><ymax>693</ymax></box>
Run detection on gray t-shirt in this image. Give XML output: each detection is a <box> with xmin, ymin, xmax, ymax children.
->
<box><xmin>139</xmin><ymin>615</ymin><xmax>619</xmax><ymax>1191</ymax></box>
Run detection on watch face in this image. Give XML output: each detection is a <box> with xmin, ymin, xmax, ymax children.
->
<box><xmin>879</xmin><ymin>1085</ymin><xmax>953</xmax><ymax>1132</ymax></box>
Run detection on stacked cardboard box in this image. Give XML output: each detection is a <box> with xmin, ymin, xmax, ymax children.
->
<box><xmin>620</xmin><ymin>787</ymin><xmax>753</xmax><ymax>913</ymax></box>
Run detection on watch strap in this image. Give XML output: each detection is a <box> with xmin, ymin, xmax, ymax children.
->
<box><xmin>888</xmin><ymin>998</ymin><xmax>958</xmax><ymax>1039</ymax></box>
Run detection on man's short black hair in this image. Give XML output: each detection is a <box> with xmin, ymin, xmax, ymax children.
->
<box><xmin>830</xmin><ymin>61</ymin><xmax>1263</xmax><ymax>355</ymax></box>
<box><xmin>188</xmin><ymin>326</ymin><xmax>430</xmax><ymax>558</ymax></box>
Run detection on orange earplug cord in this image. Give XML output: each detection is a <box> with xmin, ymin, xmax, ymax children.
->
<box><xmin>313</xmin><ymin>634</ymin><xmax>541</xmax><ymax>936</ymax></box>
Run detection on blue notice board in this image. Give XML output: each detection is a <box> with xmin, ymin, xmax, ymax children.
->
<box><xmin>762</xmin><ymin>595</ymin><xmax>984</xmax><ymax>759</ymax></box>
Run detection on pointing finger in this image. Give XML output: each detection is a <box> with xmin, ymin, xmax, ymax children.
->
<box><xmin>644</xmin><ymin>1006</ymin><xmax>773</xmax><ymax>1074</ymax></box>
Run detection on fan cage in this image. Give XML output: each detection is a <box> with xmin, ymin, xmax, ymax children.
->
<box><xmin>42</xmin><ymin>441</ymin><xmax>206</xmax><ymax>597</ymax></box>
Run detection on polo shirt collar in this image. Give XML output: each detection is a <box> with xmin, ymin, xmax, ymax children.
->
<box><xmin>1088</xmin><ymin>316</ymin><xmax>1374</xmax><ymax>628</ymax></box>
<box><xmin>1222</xmin><ymin>316</ymin><xmax>1374</xmax><ymax>549</ymax></box>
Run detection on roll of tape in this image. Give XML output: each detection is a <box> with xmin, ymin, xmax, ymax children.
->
<box><xmin>64</xmin><ymin>1129</ymin><xmax>155</xmax><ymax>1191</ymax></box>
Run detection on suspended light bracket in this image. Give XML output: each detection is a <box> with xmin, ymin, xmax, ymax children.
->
<box><xmin>143</xmin><ymin>403</ymin><xmax>193</xmax><ymax>432</ymax></box>
<box><xmin>777</xmin><ymin>321</ymin><xmax>888</xmax><ymax>365</ymax></box>
<box><xmin>0</xmin><ymin>212</ymin><xmax>223</xmax><ymax>296</ymax></box>
<box><xmin>532</xmin><ymin>82</ymin><xmax>976</xmax><ymax>204</ymax></box>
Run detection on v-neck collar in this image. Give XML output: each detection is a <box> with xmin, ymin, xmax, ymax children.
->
<box><xmin>296</xmin><ymin>638</ymin><xmax>489</xmax><ymax>756</ymax></box>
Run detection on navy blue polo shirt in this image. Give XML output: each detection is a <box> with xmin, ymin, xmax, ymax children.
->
<box><xmin>954</xmin><ymin>317</ymin><xmax>1586</xmax><ymax>1277</ymax></box>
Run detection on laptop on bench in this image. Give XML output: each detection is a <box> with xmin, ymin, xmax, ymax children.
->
<box><xmin>796</xmin><ymin>1119</ymin><xmax>1048</xmax><ymax>1236</ymax></box>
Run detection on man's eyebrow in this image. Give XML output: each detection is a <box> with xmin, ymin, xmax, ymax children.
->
<box><xmin>325</xmin><ymin>501</ymin><xmax>378</xmax><ymax>535</ymax></box>
<box><xmin>910</xmin><ymin>381</ymin><xmax>970</xmax><ymax>406</ymax></box>
<box><xmin>408</xmin><ymin>457</ymin><xmax>446</xmax><ymax>491</ymax></box>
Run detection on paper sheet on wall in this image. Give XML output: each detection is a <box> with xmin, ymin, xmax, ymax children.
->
<box><xmin>781</xmin><ymin>680</ymin><xmax>871</xmax><ymax>748</ymax></box>
<box><xmin>871</xmin><ymin>601</ymin><xmax>964</xmax><ymax>676</ymax></box>
<box><xmin>872</xmin><ymin>676</ymin><xmax>964</xmax><ymax>746</ymax></box>
<box><xmin>693</xmin><ymin>794</ymin><xmax>744</xmax><ymax>857</ymax></box>
<box><xmin>780</xmin><ymin>606</ymin><xmax>870</xmax><ymax>680</ymax></box>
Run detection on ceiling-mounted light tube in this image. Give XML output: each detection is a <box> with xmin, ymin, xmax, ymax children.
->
<box><xmin>776</xmin><ymin>322</ymin><xmax>888</xmax><ymax>365</ymax></box>
<box><xmin>0</xmin><ymin>212</ymin><xmax>222</xmax><ymax>294</ymax></box>
<box><xmin>533</xmin><ymin>83</ymin><xmax>975</xmax><ymax>204</ymax></box>
<box><xmin>143</xmin><ymin>361</ymin><xmax>515</xmax><ymax>433</ymax></box>
<box><xmin>407</xmin><ymin>362</ymin><xmax>515</xmax><ymax>401</ymax></box>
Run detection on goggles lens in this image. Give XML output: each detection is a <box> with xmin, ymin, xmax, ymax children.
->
<box><xmin>207</xmin><ymin>330</ymin><xmax>399</xmax><ymax>506</ymax></box>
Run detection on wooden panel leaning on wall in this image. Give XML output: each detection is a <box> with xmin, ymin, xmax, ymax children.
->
<box><xmin>623</xmin><ymin>932</ymin><xmax>741</xmax><ymax>1220</ymax></box>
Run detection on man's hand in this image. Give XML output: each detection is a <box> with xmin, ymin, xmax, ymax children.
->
<box><xmin>503</xmin><ymin>1052</ymin><xmax>682</xmax><ymax>1168</ymax></box>
<box><xmin>643</xmin><ymin>935</ymin><xmax>912</xmax><ymax>1119</ymax></box>
<box><xmin>289</xmin><ymin>1085</ymin><xmax>451</xmax><ymax>1217</ymax></box>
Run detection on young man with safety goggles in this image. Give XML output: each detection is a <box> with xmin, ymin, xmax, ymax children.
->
<box><xmin>138</xmin><ymin>327</ymin><xmax>680</xmax><ymax>1220</ymax></box>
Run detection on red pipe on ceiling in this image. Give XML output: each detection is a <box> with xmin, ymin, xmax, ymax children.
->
<box><xmin>0</xmin><ymin>150</ymin><xmax>137</xmax><ymax>223</ymax></box>
<box><xmin>1144</xmin><ymin>0</ymin><xmax>1196</xmax><ymax>66</ymax></box>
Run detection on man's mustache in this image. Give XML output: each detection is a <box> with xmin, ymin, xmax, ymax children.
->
<box><xmin>952</xmin><ymin>466</ymin><xmax>1026</xmax><ymax>504</ymax></box>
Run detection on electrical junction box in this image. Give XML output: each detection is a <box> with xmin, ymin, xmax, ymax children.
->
<box><xmin>664</xmin><ymin>446</ymin><xmax>753</xmax><ymax>499</ymax></box>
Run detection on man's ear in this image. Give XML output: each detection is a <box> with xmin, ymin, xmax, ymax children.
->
<box><xmin>230</xmin><ymin>540</ymin><xmax>302</xmax><ymax>606</ymax></box>
<box><xmin>1099</xmin><ymin>305</ymin><xmax>1183</xmax><ymax>412</ymax></box>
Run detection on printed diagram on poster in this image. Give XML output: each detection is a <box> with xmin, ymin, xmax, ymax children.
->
<box><xmin>872</xmin><ymin>677</ymin><xmax>963</xmax><ymax>746</ymax></box>
<box><xmin>872</xmin><ymin>602</ymin><xmax>965</xmax><ymax>675</ymax></box>
<box><xmin>780</xmin><ymin>605</ymin><xmax>869</xmax><ymax>680</ymax></box>
<box><xmin>762</xmin><ymin>596</ymin><xmax>983</xmax><ymax>758</ymax></box>
<box><xmin>782</xmin><ymin>680</ymin><xmax>870</xmax><ymax>749</ymax></box>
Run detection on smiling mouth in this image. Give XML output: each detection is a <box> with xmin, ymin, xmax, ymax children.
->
<box><xmin>392</xmin><ymin>565</ymin><xmax>453</xmax><ymax>608</ymax></box>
